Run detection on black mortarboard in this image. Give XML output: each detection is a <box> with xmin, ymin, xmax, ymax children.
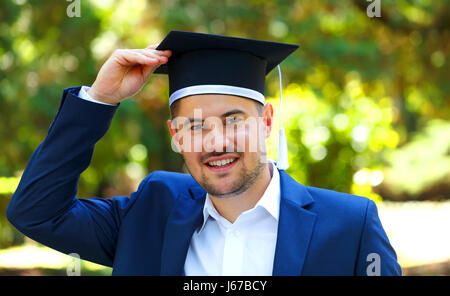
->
<box><xmin>155</xmin><ymin>30</ymin><xmax>299</xmax><ymax>106</ymax></box>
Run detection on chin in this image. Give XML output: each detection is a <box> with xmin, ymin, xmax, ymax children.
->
<box><xmin>206</xmin><ymin>177</ymin><xmax>235</xmax><ymax>190</ymax></box>
<box><xmin>196</xmin><ymin>175</ymin><xmax>243</xmax><ymax>198</ymax></box>
<box><xmin>212</xmin><ymin>183</ymin><xmax>236</xmax><ymax>194</ymax></box>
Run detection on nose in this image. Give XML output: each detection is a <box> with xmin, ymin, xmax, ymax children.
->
<box><xmin>203</xmin><ymin>123</ymin><xmax>232</xmax><ymax>153</ymax></box>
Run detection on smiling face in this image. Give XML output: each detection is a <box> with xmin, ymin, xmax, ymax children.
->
<box><xmin>168</xmin><ymin>94</ymin><xmax>273</xmax><ymax>198</ymax></box>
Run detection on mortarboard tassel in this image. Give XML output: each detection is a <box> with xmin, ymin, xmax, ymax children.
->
<box><xmin>276</xmin><ymin>65</ymin><xmax>289</xmax><ymax>170</ymax></box>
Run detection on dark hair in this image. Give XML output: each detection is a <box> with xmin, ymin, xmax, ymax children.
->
<box><xmin>169</xmin><ymin>99</ymin><xmax>181</xmax><ymax>119</ymax></box>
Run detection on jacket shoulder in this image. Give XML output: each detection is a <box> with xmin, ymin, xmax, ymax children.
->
<box><xmin>305</xmin><ymin>186</ymin><xmax>372</xmax><ymax>226</ymax></box>
<box><xmin>307</xmin><ymin>186</ymin><xmax>371</xmax><ymax>209</ymax></box>
<box><xmin>148</xmin><ymin>170</ymin><xmax>197</xmax><ymax>184</ymax></box>
<box><xmin>142</xmin><ymin>170</ymin><xmax>199</xmax><ymax>197</ymax></box>
<box><xmin>123</xmin><ymin>170</ymin><xmax>200</xmax><ymax>216</ymax></box>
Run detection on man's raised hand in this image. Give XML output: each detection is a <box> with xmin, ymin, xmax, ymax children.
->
<box><xmin>87</xmin><ymin>45</ymin><xmax>171</xmax><ymax>105</ymax></box>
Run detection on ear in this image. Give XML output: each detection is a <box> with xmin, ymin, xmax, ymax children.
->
<box><xmin>262</xmin><ymin>103</ymin><xmax>274</xmax><ymax>139</ymax></box>
<box><xmin>167</xmin><ymin>120</ymin><xmax>176</xmax><ymax>137</ymax></box>
<box><xmin>167</xmin><ymin>120</ymin><xmax>182</xmax><ymax>153</ymax></box>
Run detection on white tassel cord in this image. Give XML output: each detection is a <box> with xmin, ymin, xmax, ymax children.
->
<box><xmin>276</xmin><ymin>65</ymin><xmax>289</xmax><ymax>170</ymax></box>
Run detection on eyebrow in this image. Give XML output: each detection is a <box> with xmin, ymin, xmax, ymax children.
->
<box><xmin>188</xmin><ymin>118</ymin><xmax>203</xmax><ymax>124</ymax></box>
<box><xmin>187</xmin><ymin>109</ymin><xmax>247</xmax><ymax>123</ymax></box>
<box><xmin>221</xmin><ymin>109</ymin><xmax>247</xmax><ymax>118</ymax></box>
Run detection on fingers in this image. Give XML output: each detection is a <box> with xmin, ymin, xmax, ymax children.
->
<box><xmin>112</xmin><ymin>48</ymin><xmax>171</xmax><ymax>67</ymax></box>
<box><xmin>145</xmin><ymin>44</ymin><xmax>172</xmax><ymax>57</ymax></box>
<box><xmin>136</xmin><ymin>49</ymin><xmax>170</xmax><ymax>64</ymax></box>
<box><xmin>112</xmin><ymin>49</ymin><xmax>154</xmax><ymax>67</ymax></box>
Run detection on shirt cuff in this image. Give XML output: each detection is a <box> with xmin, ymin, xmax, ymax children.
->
<box><xmin>78</xmin><ymin>86</ymin><xmax>117</xmax><ymax>106</ymax></box>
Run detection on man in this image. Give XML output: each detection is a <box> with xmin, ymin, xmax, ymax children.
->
<box><xmin>7</xmin><ymin>31</ymin><xmax>401</xmax><ymax>276</ymax></box>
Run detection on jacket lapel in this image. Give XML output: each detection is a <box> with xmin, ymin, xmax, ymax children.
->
<box><xmin>272</xmin><ymin>170</ymin><xmax>317</xmax><ymax>276</ymax></box>
<box><xmin>160</xmin><ymin>184</ymin><xmax>206</xmax><ymax>275</ymax></box>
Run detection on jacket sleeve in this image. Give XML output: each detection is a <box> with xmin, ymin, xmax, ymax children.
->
<box><xmin>6</xmin><ymin>86</ymin><xmax>145</xmax><ymax>267</ymax></box>
<box><xmin>355</xmin><ymin>200</ymin><xmax>402</xmax><ymax>276</ymax></box>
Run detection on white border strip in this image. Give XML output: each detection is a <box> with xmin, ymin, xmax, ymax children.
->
<box><xmin>169</xmin><ymin>84</ymin><xmax>265</xmax><ymax>106</ymax></box>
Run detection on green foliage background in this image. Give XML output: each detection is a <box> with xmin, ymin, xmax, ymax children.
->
<box><xmin>0</xmin><ymin>0</ymin><xmax>449</xmax><ymax>251</ymax></box>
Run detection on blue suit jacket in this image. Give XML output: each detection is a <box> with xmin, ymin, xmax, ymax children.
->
<box><xmin>7</xmin><ymin>87</ymin><xmax>401</xmax><ymax>276</ymax></box>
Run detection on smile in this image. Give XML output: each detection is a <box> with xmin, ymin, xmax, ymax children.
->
<box><xmin>204</xmin><ymin>156</ymin><xmax>239</xmax><ymax>172</ymax></box>
<box><xmin>208</xmin><ymin>158</ymin><xmax>236</xmax><ymax>167</ymax></box>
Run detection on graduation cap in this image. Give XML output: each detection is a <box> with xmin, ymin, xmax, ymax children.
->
<box><xmin>155</xmin><ymin>30</ymin><xmax>299</xmax><ymax>170</ymax></box>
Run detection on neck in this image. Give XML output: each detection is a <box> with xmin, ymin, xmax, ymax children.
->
<box><xmin>209</xmin><ymin>163</ymin><xmax>273</xmax><ymax>223</ymax></box>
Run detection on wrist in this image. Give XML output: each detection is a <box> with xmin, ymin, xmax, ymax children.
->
<box><xmin>87</xmin><ymin>86</ymin><xmax>119</xmax><ymax>105</ymax></box>
<box><xmin>79</xmin><ymin>86</ymin><xmax>116</xmax><ymax>106</ymax></box>
<box><xmin>86</xmin><ymin>86</ymin><xmax>107</xmax><ymax>103</ymax></box>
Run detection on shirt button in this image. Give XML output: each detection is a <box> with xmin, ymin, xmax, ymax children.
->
<box><xmin>234</xmin><ymin>230</ymin><xmax>241</xmax><ymax>237</ymax></box>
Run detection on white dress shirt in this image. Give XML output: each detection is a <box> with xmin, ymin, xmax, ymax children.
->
<box><xmin>184</xmin><ymin>163</ymin><xmax>280</xmax><ymax>276</ymax></box>
<box><xmin>77</xmin><ymin>86</ymin><xmax>117</xmax><ymax>105</ymax></box>
<box><xmin>77</xmin><ymin>87</ymin><xmax>281</xmax><ymax>276</ymax></box>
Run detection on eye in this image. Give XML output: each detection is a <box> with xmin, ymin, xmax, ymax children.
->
<box><xmin>226</xmin><ymin>116</ymin><xmax>242</xmax><ymax>125</ymax></box>
<box><xmin>191</xmin><ymin>123</ymin><xmax>203</xmax><ymax>131</ymax></box>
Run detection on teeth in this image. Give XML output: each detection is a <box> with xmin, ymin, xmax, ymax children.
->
<box><xmin>208</xmin><ymin>158</ymin><xmax>236</xmax><ymax>167</ymax></box>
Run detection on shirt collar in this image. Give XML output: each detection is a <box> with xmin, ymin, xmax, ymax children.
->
<box><xmin>254</xmin><ymin>161</ymin><xmax>280</xmax><ymax>221</ymax></box>
<box><xmin>198</xmin><ymin>161</ymin><xmax>280</xmax><ymax>233</ymax></box>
